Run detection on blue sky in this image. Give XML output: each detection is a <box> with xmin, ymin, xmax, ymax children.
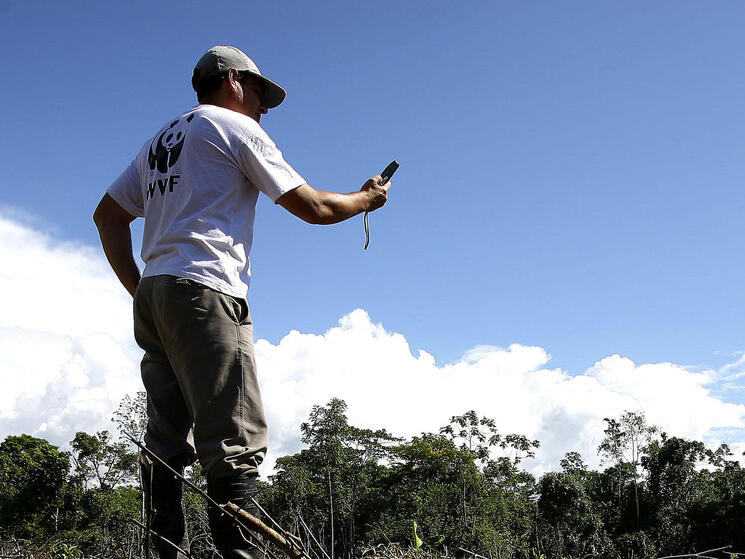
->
<box><xmin>2</xmin><ymin>1</ymin><xmax>745</xmax><ymax>468</ymax></box>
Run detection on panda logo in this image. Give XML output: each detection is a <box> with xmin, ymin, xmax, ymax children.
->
<box><xmin>148</xmin><ymin>113</ymin><xmax>195</xmax><ymax>173</ymax></box>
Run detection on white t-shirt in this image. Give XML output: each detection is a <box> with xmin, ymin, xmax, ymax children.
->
<box><xmin>107</xmin><ymin>104</ymin><xmax>305</xmax><ymax>299</ymax></box>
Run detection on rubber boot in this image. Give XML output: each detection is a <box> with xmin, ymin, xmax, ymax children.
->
<box><xmin>207</xmin><ymin>473</ymin><xmax>265</xmax><ymax>559</ymax></box>
<box><xmin>140</xmin><ymin>454</ymin><xmax>189</xmax><ymax>559</ymax></box>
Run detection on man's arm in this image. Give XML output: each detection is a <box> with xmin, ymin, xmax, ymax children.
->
<box><xmin>275</xmin><ymin>175</ymin><xmax>391</xmax><ymax>225</ymax></box>
<box><xmin>93</xmin><ymin>193</ymin><xmax>141</xmax><ymax>297</ymax></box>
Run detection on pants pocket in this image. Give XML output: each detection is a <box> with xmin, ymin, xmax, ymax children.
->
<box><xmin>229</xmin><ymin>296</ymin><xmax>250</xmax><ymax>325</ymax></box>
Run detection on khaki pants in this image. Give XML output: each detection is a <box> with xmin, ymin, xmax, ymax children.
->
<box><xmin>134</xmin><ymin>275</ymin><xmax>267</xmax><ymax>477</ymax></box>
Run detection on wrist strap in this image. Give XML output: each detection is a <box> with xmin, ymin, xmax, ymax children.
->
<box><xmin>363</xmin><ymin>211</ymin><xmax>370</xmax><ymax>250</ymax></box>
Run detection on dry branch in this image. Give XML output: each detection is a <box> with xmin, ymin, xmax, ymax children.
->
<box><xmin>458</xmin><ymin>547</ymin><xmax>488</xmax><ymax>559</ymax></box>
<box><xmin>657</xmin><ymin>545</ymin><xmax>732</xmax><ymax>559</ymax></box>
<box><xmin>130</xmin><ymin>518</ymin><xmax>191</xmax><ymax>558</ymax></box>
<box><xmin>128</xmin><ymin>436</ymin><xmax>309</xmax><ymax>559</ymax></box>
<box><xmin>298</xmin><ymin>514</ymin><xmax>331</xmax><ymax>559</ymax></box>
<box><xmin>226</xmin><ymin>503</ymin><xmax>311</xmax><ymax>559</ymax></box>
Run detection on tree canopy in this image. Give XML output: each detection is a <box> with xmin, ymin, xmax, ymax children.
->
<box><xmin>1</xmin><ymin>395</ymin><xmax>743</xmax><ymax>559</ymax></box>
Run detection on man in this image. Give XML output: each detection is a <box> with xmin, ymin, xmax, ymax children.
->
<box><xmin>93</xmin><ymin>45</ymin><xmax>391</xmax><ymax>559</ymax></box>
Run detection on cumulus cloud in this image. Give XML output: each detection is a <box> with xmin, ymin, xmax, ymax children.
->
<box><xmin>256</xmin><ymin>311</ymin><xmax>745</xmax><ymax>475</ymax></box>
<box><xmin>1</xmin><ymin>212</ymin><xmax>743</xmax><ymax>477</ymax></box>
<box><xmin>0</xmin><ymin>212</ymin><xmax>141</xmax><ymax>443</ymax></box>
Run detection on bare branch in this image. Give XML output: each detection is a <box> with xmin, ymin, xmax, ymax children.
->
<box><xmin>226</xmin><ymin>503</ymin><xmax>310</xmax><ymax>559</ymax></box>
<box><xmin>130</xmin><ymin>518</ymin><xmax>192</xmax><ymax>558</ymax></box>
<box><xmin>299</xmin><ymin>514</ymin><xmax>332</xmax><ymax>559</ymax></box>
<box><xmin>129</xmin><ymin>436</ymin><xmax>308</xmax><ymax>559</ymax></box>
<box><xmin>657</xmin><ymin>545</ymin><xmax>731</xmax><ymax>559</ymax></box>
<box><xmin>458</xmin><ymin>547</ymin><xmax>489</xmax><ymax>559</ymax></box>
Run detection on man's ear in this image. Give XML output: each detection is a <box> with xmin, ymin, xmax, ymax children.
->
<box><xmin>227</xmin><ymin>68</ymin><xmax>241</xmax><ymax>91</ymax></box>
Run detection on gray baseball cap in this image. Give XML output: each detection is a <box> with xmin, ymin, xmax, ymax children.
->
<box><xmin>193</xmin><ymin>45</ymin><xmax>286</xmax><ymax>108</ymax></box>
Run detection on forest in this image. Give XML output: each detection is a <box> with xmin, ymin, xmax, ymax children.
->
<box><xmin>1</xmin><ymin>394</ymin><xmax>743</xmax><ymax>559</ymax></box>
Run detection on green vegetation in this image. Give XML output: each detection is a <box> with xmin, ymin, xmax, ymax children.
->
<box><xmin>1</xmin><ymin>396</ymin><xmax>743</xmax><ymax>559</ymax></box>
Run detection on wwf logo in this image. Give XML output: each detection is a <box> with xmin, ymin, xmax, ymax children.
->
<box><xmin>148</xmin><ymin>113</ymin><xmax>195</xmax><ymax>173</ymax></box>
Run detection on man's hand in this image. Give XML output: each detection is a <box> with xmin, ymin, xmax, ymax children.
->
<box><xmin>360</xmin><ymin>174</ymin><xmax>391</xmax><ymax>212</ymax></box>
<box><xmin>276</xmin><ymin>175</ymin><xmax>392</xmax><ymax>225</ymax></box>
<box><xmin>93</xmin><ymin>194</ymin><xmax>141</xmax><ymax>297</ymax></box>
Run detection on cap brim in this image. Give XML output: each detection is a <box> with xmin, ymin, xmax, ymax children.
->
<box><xmin>253</xmin><ymin>74</ymin><xmax>286</xmax><ymax>109</ymax></box>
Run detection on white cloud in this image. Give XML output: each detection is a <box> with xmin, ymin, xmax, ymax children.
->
<box><xmin>256</xmin><ymin>311</ymin><xmax>745</xmax><ymax>475</ymax></box>
<box><xmin>1</xmin><ymin>212</ymin><xmax>743</xmax><ymax>478</ymax></box>
<box><xmin>0</xmin><ymin>213</ymin><xmax>141</xmax><ymax>443</ymax></box>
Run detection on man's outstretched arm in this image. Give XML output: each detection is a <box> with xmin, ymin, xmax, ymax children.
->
<box><xmin>275</xmin><ymin>175</ymin><xmax>391</xmax><ymax>224</ymax></box>
<box><xmin>93</xmin><ymin>193</ymin><xmax>141</xmax><ymax>297</ymax></box>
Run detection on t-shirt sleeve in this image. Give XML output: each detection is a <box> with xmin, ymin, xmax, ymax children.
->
<box><xmin>106</xmin><ymin>160</ymin><xmax>145</xmax><ymax>217</ymax></box>
<box><xmin>237</xmin><ymin>131</ymin><xmax>306</xmax><ymax>203</ymax></box>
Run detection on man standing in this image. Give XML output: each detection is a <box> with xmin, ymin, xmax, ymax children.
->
<box><xmin>93</xmin><ymin>46</ymin><xmax>391</xmax><ymax>559</ymax></box>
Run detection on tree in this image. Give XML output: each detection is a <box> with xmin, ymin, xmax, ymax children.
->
<box><xmin>700</xmin><ymin>445</ymin><xmax>745</xmax><ymax>551</ymax></box>
<box><xmin>440</xmin><ymin>410</ymin><xmax>540</xmax><ymax>467</ymax></box>
<box><xmin>537</xmin><ymin>470</ymin><xmax>619</xmax><ymax>559</ymax></box>
<box><xmin>598</xmin><ymin>411</ymin><xmax>657</xmax><ymax>528</ymax></box>
<box><xmin>642</xmin><ymin>435</ymin><xmax>709</xmax><ymax>555</ymax></box>
<box><xmin>64</xmin><ymin>485</ymin><xmax>141</xmax><ymax>558</ymax></box>
<box><xmin>112</xmin><ymin>391</ymin><xmax>147</xmax><ymax>443</ymax></box>
<box><xmin>70</xmin><ymin>430</ymin><xmax>138</xmax><ymax>491</ymax></box>
<box><xmin>301</xmin><ymin>398</ymin><xmax>348</xmax><ymax>559</ymax></box>
<box><xmin>560</xmin><ymin>451</ymin><xmax>587</xmax><ymax>474</ymax></box>
<box><xmin>387</xmin><ymin>432</ymin><xmax>477</xmax><ymax>550</ymax></box>
<box><xmin>265</xmin><ymin>398</ymin><xmax>397</xmax><ymax>559</ymax></box>
<box><xmin>0</xmin><ymin>434</ymin><xmax>70</xmax><ymax>539</ymax></box>
<box><xmin>437</xmin><ymin>410</ymin><xmax>539</xmax><ymax>556</ymax></box>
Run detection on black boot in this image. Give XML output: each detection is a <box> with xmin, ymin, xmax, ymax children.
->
<box><xmin>207</xmin><ymin>473</ymin><xmax>265</xmax><ymax>559</ymax></box>
<box><xmin>140</xmin><ymin>454</ymin><xmax>189</xmax><ymax>559</ymax></box>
